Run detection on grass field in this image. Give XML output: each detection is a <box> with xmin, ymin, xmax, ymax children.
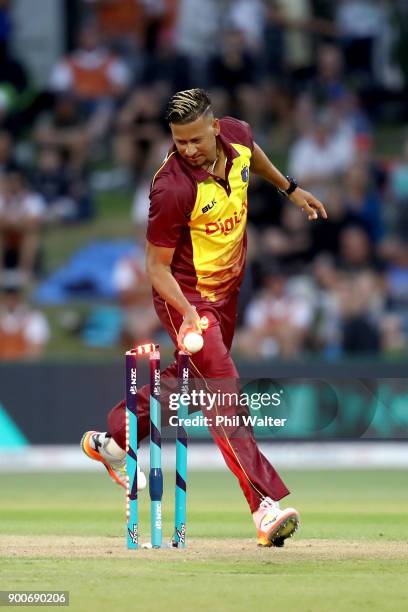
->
<box><xmin>1</xmin><ymin>469</ymin><xmax>407</xmax><ymax>611</ymax></box>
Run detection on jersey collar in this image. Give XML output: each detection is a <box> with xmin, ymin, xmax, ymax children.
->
<box><xmin>176</xmin><ymin>133</ymin><xmax>240</xmax><ymax>182</ymax></box>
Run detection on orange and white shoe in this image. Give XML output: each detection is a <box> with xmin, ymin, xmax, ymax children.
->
<box><xmin>81</xmin><ymin>431</ymin><xmax>146</xmax><ymax>490</ymax></box>
<box><xmin>255</xmin><ymin>497</ymin><xmax>300</xmax><ymax>548</ymax></box>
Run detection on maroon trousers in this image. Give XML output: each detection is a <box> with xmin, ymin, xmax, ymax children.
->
<box><xmin>108</xmin><ymin>291</ymin><xmax>289</xmax><ymax>513</ymax></box>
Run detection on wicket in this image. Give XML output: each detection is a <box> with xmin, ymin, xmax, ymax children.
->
<box><xmin>173</xmin><ymin>352</ymin><xmax>189</xmax><ymax>548</ymax></box>
<box><xmin>125</xmin><ymin>343</ymin><xmax>189</xmax><ymax>549</ymax></box>
<box><xmin>149</xmin><ymin>346</ymin><xmax>162</xmax><ymax>548</ymax></box>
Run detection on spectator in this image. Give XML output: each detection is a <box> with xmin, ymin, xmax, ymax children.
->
<box><xmin>276</xmin><ymin>0</ymin><xmax>320</xmax><ymax>78</ymax></box>
<box><xmin>0</xmin><ymin>40</ymin><xmax>30</xmax><ymax>136</ymax></box>
<box><xmin>226</xmin><ymin>0</ymin><xmax>266</xmax><ymax>51</ymax></box>
<box><xmin>31</xmin><ymin>147</ymin><xmax>73</xmax><ymax>222</ymax></box>
<box><xmin>310</xmin><ymin>254</ymin><xmax>342</xmax><ymax>355</ymax></box>
<box><xmin>131</xmin><ymin>138</ymin><xmax>171</xmax><ymax>233</ymax></box>
<box><xmin>175</xmin><ymin>0</ymin><xmax>222</xmax><ymax>84</ymax></box>
<box><xmin>394</xmin><ymin>0</ymin><xmax>408</xmax><ymax>90</ymax></box>
<box><xmin>262</xmin><ymin>0</ymin><xmax>336</xmax><ymax>82</ymax></box>
<box><xmin>84</xmin><ymin>0</ymin><xmax>178</xmax><ymax>63</ymax></box>
<box><xmin>138</xmin><ymin>0</ymin><xmax>179</xmax><ymax>54</ymax></box>
<box><xmin>50</xmin><ymin>22</ymin><xmax>130</xmax><ymax>105</ymax></box>
<box><xmin>49</xmin><ymin>22</ymin><xmax>130</xmax><ymax>141</ymax></box>
<box><xmin>261</xmin><ymin>200</ymin><xmax>313</xmax><ymax>272</ymax></box>
<box><xmin>0</xmin><ymin>272</ymin><xmax>50</xmax><ymax>360</ymax></box>
<box><xmin>308</xmin><ymin>44</ymin><xmax>350</xmax><ymax>105</ymax></box>
<box><xmin>312</xmin><ymin>266</ymin><xmax>385</xmax><ymax>356</ymax></box>
<box><xmin>0</xmin><ymin>129</ymin><xmax>15</xmax><ymax>175</ymax></box>
<box><xmin>262</xmin><ymin>0</ymin><xmax>286</xmax><ymax>78</ymax></box>
<box><xmin>0</xmin><ymin>168</ymin><xmax>45</xmax><ymax>280</ymax></box>
<box><xmin>0</xmin><ymin>0</ymin><xmax>11</xmax><ymax>45</ymax></box>
<box><xmin>236</xmin><ymin>265</ymin><xmax>313</xmax><ymax>358</ymax></box>
<box><xmin>83</xmin><ymin>0</ymin><xmax>147</xmax><ymax>52</ymax></box>
<box><xmin>389</xmin><ymin>134</ymin><xmax>408</xmax><ymax>240</ymax></box>
<box><xmin>337</xmin><ymin>270</ymin><xmax>383</xmax><ymax>354</ymax></box>
<box><xmin>112</xmin><ymin>248</ymin><xmax>160</xmax><ymax>346</ymax></box>
<box><xmin>260</xmin><ymin>1</ymin><xmax>294</xmax><ymax>147</ymax></box>
<box><xmin>34</xmin><ymin>93</ymin><xmax>91</xmax><ymax>173</ymax></box>
<box><xmin>288</xmin><ymin>107</ymin><xmax>355</xmax><ymax>200</ymax></box>
<box><xmin>0</xmin><ymin>39</ymin><xmax>28</xmax><ymax>102</ymax></box>
<box><xmin>379</xmin><ymin>239</ymin><xmax>408</xmax><ymax>321</ymax></box>
<box><xmin>208</xmin><ymin>28</ymin><xmax>263</xmax><ymax>130</ymax></box>
<box><xmin>140</xmin><ymin>38</ymin><xmax>192</xmax><ymax>94</ymax></box>
<box><xmin>246</xmin><ymin>172</ymin><xmax>283</xmax><ymax>228</ymax></box>
<box><xmin>31</xmin><ymin>147</ymin><xmax>93</xmax><ymax>223</ymax></box>
<box><xmin>335</xmin><ymin>0</ymin><xmax>395</xmax><ymax>86</ymax></box>
<box><xmin>337</xmin><ymin>225</ymin><xmax>383</xmax><ymax>271</ymax></box>
<box><xmin>114</xmin><ymin>87</ymin><xmax>167</xmax><ymax>177</ymax></box>
<box><xmin>342</xmin><ymin>162</ymin><xmax>384</xmax><ymax>242</ymax></box>
<box><xmin>380</xmin><ymin>313</ymin><xmax>406</xmax><ymax>356</ymax></box>
<box><xmin>292</xmin><ymin>91</ymin><xmax>317</xmax><ymax>139</ymax></box>
<box><xmin>332</xmin><ymin>91</ymin><xmax>373</xmax><ymax>152</ymax></box>
<box><xmin>310</xmin><ymin>184</ymin><xmax>353</xmax><ymax>258</ymax></box>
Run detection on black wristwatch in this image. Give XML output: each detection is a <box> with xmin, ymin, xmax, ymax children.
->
<box><xmin>277</xmin><ymin>176</ymin><xmax>298</xmax><ymax>197</ymax></box>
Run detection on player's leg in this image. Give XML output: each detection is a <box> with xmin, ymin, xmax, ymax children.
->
<box><xmin>82</xmin><ymin>359</ymin><xmax>180</xmax><ymax>487</ymax></box>
<box><xmin>81</xmin><ymin>430</ymin><xmax>146</xmax><ymax>489</ymax></box>
<box><xmin>81</xmin><ymin>294</ymin><xmax>300</xmax><ymax>545</ymax></box>
<box><xmin>216</xmin><ymin>294</ymin><xmax>300</xmax><ymax>545</ymax></box>
<box><xmin>163</xmin><ymin>298</ymin><xmax>300</xmax><ymax>546</ymax></box>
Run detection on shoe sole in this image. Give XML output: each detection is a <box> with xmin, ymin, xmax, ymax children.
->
<box><xmin>257</xmin><ymin>509</ymin><xmax>300</xmax><ymax>548</ymax></box>
<box><xmin>81</xmin><ymin>431</ymin><xmax>126</xmax><ymax>489</ymax></box>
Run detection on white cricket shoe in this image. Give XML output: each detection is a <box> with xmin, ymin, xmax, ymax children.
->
<box><xmin>256</xmin><ymin>497</ymin><xmax>300</xmax><ymax>547</ymax></box>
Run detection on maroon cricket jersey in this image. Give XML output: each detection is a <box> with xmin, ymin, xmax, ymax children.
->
<box><xmin>146</xmin><ymin>117</ymin><xmax>254</xmax><ymax>303</ymax></box>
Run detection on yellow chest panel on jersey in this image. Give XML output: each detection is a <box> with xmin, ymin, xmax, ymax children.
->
<box><xmin>188</xmin><ymin>143</ymin><xmax>252</xmax><ymax>301</ymax></box>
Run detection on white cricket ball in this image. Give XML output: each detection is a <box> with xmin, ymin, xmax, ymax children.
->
<box><xmin>183</xmin><ymin>331</ymin><xmax>204</xmax><ymax>353</ymax></box>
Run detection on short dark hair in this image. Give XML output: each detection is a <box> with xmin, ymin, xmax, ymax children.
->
<box><xmin>166</xmin><ymin>89</ymin><xmax>213</xmax><ymax>124</ymax></box>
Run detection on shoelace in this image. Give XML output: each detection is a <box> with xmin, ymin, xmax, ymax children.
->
<box><xmin>259</xmin><ymin>497</ymin><xmax>280</xmax><ymax>511</ymax></box>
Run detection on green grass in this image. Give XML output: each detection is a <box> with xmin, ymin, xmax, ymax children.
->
<box><xmin>1</xmin><ymin>470</ymin><xmax>408</xmax><ymax>611</ymax></box>
<box><xmin>2</xmin><ymin>557</ymin><xmax>406</xmax><ymax>612</ymax></box>
<box><xmin>1</xmin><ymin>470</ymin><xmax>407</xmax><ymax>540</ymax></box>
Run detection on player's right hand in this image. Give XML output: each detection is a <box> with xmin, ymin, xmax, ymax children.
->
<box><xmin>289</xmin><ymin>187</ymin><xmax>328</xmax><ymax>221</ymax></box>
<box><xmin>177</xmin><ymin>306</ymin><xmax>202</xmax><ymax>352</ymax></box>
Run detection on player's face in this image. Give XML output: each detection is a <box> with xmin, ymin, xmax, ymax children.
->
<box><xmin>170</xmin><ymin>114</ymin><xmax>220</xmax><ymax>168</ymax></box>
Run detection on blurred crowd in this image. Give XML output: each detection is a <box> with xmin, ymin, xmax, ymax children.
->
<box><xmin>0</xmin><ymin>0</ymin><xmax>407</xmax><ymax>360</ymax></box>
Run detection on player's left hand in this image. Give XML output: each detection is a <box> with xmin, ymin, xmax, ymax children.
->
<box><xmin>288</xmin><ymin>188</ymin><xmax>328</xmax><ymax>221</ymax></box>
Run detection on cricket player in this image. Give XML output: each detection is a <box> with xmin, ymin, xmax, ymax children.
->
<box><xmin>82</xmin><ymin>89</ymin><xmax>327</xmax><ymax>547</ymax></box>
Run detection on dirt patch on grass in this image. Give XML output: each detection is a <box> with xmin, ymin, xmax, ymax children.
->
<box><xmin>1</xmin><ymin>536</ymin><xmax>407</xmax><ymax>562</ymax></box>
